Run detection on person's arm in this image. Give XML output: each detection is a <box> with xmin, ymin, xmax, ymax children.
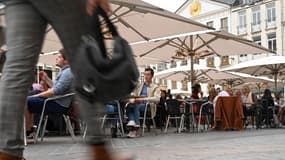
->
<box><xmin>32</xmin><ymin>88</ymin><xmax>55</xmax><ymax>98</ymax></box>
<box><xmin>39</xmin><ymin>71</ymin><xmax>53</xmax><ymax>87</ymax></box>
<box><xmin>53</xmin><ymin>69</ymin><xmax>73</xmax><ymax>95</ymax></box>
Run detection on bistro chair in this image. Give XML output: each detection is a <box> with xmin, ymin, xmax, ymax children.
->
<box><xmin>34</xmin><ymin>93</ymin><xmax>76</xmax><ymax>143</ymax></box>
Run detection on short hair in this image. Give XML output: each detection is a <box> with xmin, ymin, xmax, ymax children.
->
<box><xmin>145</xmin><ymin>67</ymin><xmax>154</xmax><ymax>76</ymax></box>
<box><xmin>58</xmin><ymin>48</ymin><xmax>67</xmax><ymax>60</ymax></box>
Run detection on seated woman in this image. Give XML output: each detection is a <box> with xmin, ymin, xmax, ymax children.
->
<box><xmin>191</xmin><ymin>83</ymin><xmax>203</xmax><ymax>100</ymax></box>
<box><xmin>207</xmin><ymin>87</ymin><xmax>217</xmax><ymax>125</ymax></box>
<box><xmin>241</xmin><ymin>85</ymin><xmax>257</xmax><ymax>126</ymax></box>
<box><xmin>276</xmin><ymin>96</ymin><xmax>285</xmax><ymax>126</ymax></box>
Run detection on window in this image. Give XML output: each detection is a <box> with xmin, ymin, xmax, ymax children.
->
<box><xmin>238</xmin><ymin>11</ymin><xmax>247</xmax><ymax>34</ymax></box>
<box><xmin>182</xmin><ymin>80</ymin><xmax>188</xmax><ymax>91</ymax></box>
<box><xmin>267</xmin><ymin>3</ymin><xmax>276</xmax><ymax>22</ymax></box>
<box><xmin>251</xmin><ymin>7</ymin><xmax>261</xmax><ymax>32</ymax></box>
<box><xmin>206</xmin><ymin>21</ymin><xmax>214</xmax><ymax>27</ymax></box>
<box><xmin>171</xmin><ymin>81</ymin><xmax>177</xmax><ymax>89</ymax></box>
<box><xmin>266</xmin><ymin>3</ymin><xmax>276</xmax><ymax>28</ymax></box>
<box><xmin>181</xmin><ymin>60</ymin><xmax>188</xmax><ymax>66</ymax></box>
<box><xmin>253</xmin><ymin>36</ymin><xmax>261</xmax><ymax>46</ymax></box>
<box><xmin>220</xmin><ymin>17</ymin><xmax>228</xmax><ymax>31</ymax></box>
<box><xmin>159</xmin><ymin>79</ymin><xmax>167</xmax><ymax>86</ymax></box>
<box><xmin>157</xmin><ymin>63</ymin><xmax>167</xmax><ymax>71</ymax></box>
<box><xmin>252</xmin><ymin>8</ymin><xmax>260</xmax><ymax>25</ymax></box>
<box><xmin>170</xmin><ymin>60</ymin><xmax>177</xmax><ymax>68</ymax></box>
<box><xmin>267</xmin><ymin>33</ymin><xmax>276</xmax><ymax>51</ymax></box>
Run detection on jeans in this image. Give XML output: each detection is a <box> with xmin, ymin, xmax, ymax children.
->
<box><xmin>0</xmin><ymin>0</ymin><xmax>104</xmax><ymax>157</ymax></box>
<box><xmin>127</xmin><ymin>103</ymin><xmax>147</xmax><ymax>125</ymax></box>
<box><xmin>105</xmin><ymin>104</ymin><xmax>118</xmax><ymax>126</ymax></box>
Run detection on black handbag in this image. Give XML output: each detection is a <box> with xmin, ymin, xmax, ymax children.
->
<box><xmin>73</xmin><ymin>7</ymin><xmax>139</xmax><ymax>103</ymax></box>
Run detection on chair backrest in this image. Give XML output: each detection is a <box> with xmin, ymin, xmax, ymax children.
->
<box><xmin>165</xmin><ymin>99</ymin><xmax>181</xmax><ymax>115</ymax></box>
<box><xmin>215</xmin><ymin>96</ymin><xmax>244</xmax><ymax>130</ymax></box>
<box><xmin>260</xmin><ymin>98</ymin><xmax>274</xmax><ymax>109</ymax></box>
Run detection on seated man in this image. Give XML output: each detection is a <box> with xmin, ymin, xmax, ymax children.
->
<box><xmin>213</xmin><ymin>85</ymin><xmax>233</xmax><ymax>108</ymax></box>
<box><xmin>212</xmin><ymin>86</ymin><xmax>233</xmax><ymax>129</ymax></box>
<box><xmin>25</xmin><ymin>49</ymin><xmax>73</xmax><ymax>136</ymax></box>
<box><xmin>126</xmin><ymin>67</ymin><xmax>160</xmax><ymax>138</ymax></box>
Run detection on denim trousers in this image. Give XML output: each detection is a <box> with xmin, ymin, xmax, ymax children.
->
<box><xmin>105</xmin><ymin>104</ymin><xmax>118</xmax><ymax>126</ymax></box>
<box><xmin>127</xmin><ymin>103</ymin><xmax>146</xmax><ymax>125</ymax></box>
<box><xmin>0</xmin><ymin>0</ymin><xmax>105</xmax><ymax>157</ymax></box>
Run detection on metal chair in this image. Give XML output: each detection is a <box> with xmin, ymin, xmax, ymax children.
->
<box><xmin>125</xmin><ymin>102</ymin><xmax>157</xmax><ymax>136</ymax></box>
<box><xmin>101</xmin><ymin>100</ymin><xmax>125</xmax><ymax>137</ymax></box>
<box><xmin>197</xmin><ymin>101</ymin><xmax>213</xmax><ymax>132</ymax></box>
<box><xmin>34</xmin><ymin>93</ymin><xmax>76</xmax><ymax>143</ymax></box>
<box><xmin>164</xmin><ymin>99</ymin><xmax>184</xmax><ymax>133</ymax></box>
<box><xmin>141</xmin><ymin>102</ymin><xmax>157</xmax><ymax>136</ymax></box>
<box><xmin>179</xmin><ymin>101</ymin><xmax>196</xmax><ymax>133</ymax></box>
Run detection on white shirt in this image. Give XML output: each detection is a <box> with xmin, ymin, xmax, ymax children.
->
<box><xmin>213</xmin><ymin>90</ymin><xmax>230</xmax><ymax>108</ymax></box>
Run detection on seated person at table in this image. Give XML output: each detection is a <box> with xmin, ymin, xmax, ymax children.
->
<box><xmin>126</xmin><ymin>67</ymin><xmax>160</xmax><ymax>138</ymax></box>
<box><xmin>155</xmin><ymin>90</ymin><xmax>168</xmax><ymax>129</ymax></box>
<box><xmin>207</xmin><ymin>87</ymin><xmax>217</xmax><ymax>125</ymax></box>
<box><xmin>213</xmin><ymin>86</ymin><xmax>233</xmax><ymax>108</ymax></box>
<box><xmin>212</xmin><ymin>86</ymin><xmax>233</xmax><ymax>129</ymax></box>
<box><xmin>260</xmin><ymin>89</ymin><xmax>275</xmax><ymax>126</ymax></box>
<box><xmin>25</xmin><ymin>49</ymin><xmax>73</xmax><ymax>137</ymax></box>
<box><xmin>191</xmin><ymin>83</ymin><xmax>203</xmax><ymax>99</ymax></box>
<box><xmin>241</xmin><ymin>85</ymin><xmax>257</xmax><ymax>126</ymax></box>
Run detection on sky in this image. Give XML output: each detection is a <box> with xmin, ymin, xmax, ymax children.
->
<box><xmin>142</xmin><ymin>0</ymin><xmax>188</xmax><ymax>12</ymax></box>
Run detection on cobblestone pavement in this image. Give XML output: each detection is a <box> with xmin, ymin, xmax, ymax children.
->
<box><xmin>24</xmin><ymin>128</ymin><xmax>285</xmax><ymax>160</ymax></box>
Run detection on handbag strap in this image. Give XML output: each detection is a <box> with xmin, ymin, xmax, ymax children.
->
<box><xmin>90</xmin><ymin>7</ymin><xmax>118</xmax><ymax>57</ymax></box>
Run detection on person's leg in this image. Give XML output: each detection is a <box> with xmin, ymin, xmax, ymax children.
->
<box><xmin>133</xmin><ymin>104</ymin><xmax>146</xmax><ymax>125</ymax></box>
<box><xmin>105</xmin><ymin>104</ymin><xmax>116</xmax><ymax>126</ymax></box>
<box><xmin>28</xmin><ymin>0</ymin><xmax>133</xmax><ymax>159</ymax></box>
<box><xmin>126</xmin><ymin>103</ymin><xmax>136</xmax><ymax>123</ymax></box>
<box><xmin>27</xmin><ymin>0</ymin><xmax>105</xmax><ymax>142</ymax></box>
<box><xmin>0</xmin><ymin>1</ymin><xmax>47</xmax><ymax>158</ymax></box>
<box><xmin>25</xmin><ymin>97</ymin><xmax>45</xmax><ymax>132</ymax></box>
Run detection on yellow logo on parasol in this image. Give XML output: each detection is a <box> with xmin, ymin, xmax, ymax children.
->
<box><xmin>190</xmin><ymin>0</ymin><xmax>201</xmax><ymax>16</ymax></box>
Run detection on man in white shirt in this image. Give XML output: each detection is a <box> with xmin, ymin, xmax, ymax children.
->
<box><xmin>213</xmin><ymin>86</ymin><xmax>233</xmax><ymax>108</ymax></box>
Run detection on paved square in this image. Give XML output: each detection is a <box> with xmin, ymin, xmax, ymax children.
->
<box><xmin>24</xmin><ymin>129</ymin><xmax>285</xmax><ymax>160</ymax></box>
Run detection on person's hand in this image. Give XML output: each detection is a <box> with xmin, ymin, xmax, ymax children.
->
<box><xmin>39</xmin><ymin>71</ymin><xmax>48</xmax><ymax>80</ymax></box>
<box><xmin>86</xmin><ymin>0</ymin><xmax>111</xmax><ymax>16</ymax></box>
<box><xmin>30</xmin><ymin>94</ymin><xmax>38</xmax><ymax>98</ymax></box>
<box><xmin>129</xmin><ymin>98</ymin><xmax>135</xmax><ymax>103</ymax></box>
<box><xmin>135</xmin><ymin>97</ymin><xmax>145</xmax><ymax>103</ymax></box>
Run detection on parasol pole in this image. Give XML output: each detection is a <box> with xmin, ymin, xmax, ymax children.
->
<box><xmin>273</xmin><ymin>64</ymin><xmax>278</xmax><ymax>115</ymax></box>
<box><xmin>189</xmin><ymin>35</ymin><xmax>195</xmax><ymax>88</ymax></box>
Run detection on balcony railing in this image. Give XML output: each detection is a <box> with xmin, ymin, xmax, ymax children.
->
<box><xmin>237</xmin><ymin>25</ymin><xmax>247</xmax><ymax>35</ymax></box>
<box><xmin>266</xmin><ymin>18</ymin><xmax>276</xmax><ymax>29</ymax></box>
<box><xmin>220</xmin><ymin>26</ymin><xmax>229</xmax><ymax>32</ymax></box>
<box><xmin>251</xmin><ymin>22</ymin><xmax>261</xmax><ymax>33</ymax></box>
